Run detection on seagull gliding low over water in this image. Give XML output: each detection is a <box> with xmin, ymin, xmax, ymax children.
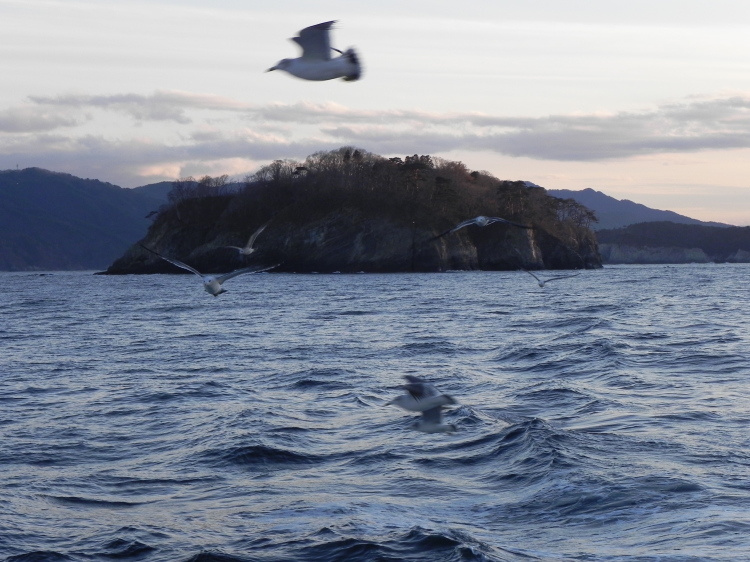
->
<box><xmin>522</xmin><ymin>268</ymin><xmax>580</xmax><ymax>288</ymax></box>
<box><xmin>140</xmin><ymin>245</ymin><xmax>277</xmax><ymax>297</ymax></box>
<box><xmin>267</xmin><ymin>21</ymin><xmax>362</xmax><ymax>81</ymax></box>
<box><xmin>387</xmin><ymin>375</ymin><xmax>458</xmax><ymax>433</ymax></box>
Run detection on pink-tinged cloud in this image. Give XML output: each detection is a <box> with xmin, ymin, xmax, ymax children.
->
<box><xmin>3</xmin><ymin>91</ymin><xmax>750</xmax><ymax>186</ymax></box>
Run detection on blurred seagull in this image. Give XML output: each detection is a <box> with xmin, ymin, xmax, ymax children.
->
<box><xmin>522</xmin><ymin>268</ymin><xmax>580</xmax><ymax>288</ymax></box>
<box><xmin>267</xmin><ymin>21</ymin><xmax>362</xmax><ymax>81</ymax></box>
<box><xmin>412</xmin><ymin>404</ymin><xmax>457</xmax><ymax>434</ymax></box>
<box><xmin>140</xmin><ymin>245</ymin><xmax>276</xmax><ymax>297</ymax></box>
<box><xmin>224</xmin><ymin>220</ymin><xmax>270</xmax><ymax>257</ymax></box>
<box><xmin>434</xmin><ymin>215</ymin><xmax>532</xmax><ymax>239</ymax></box>
<box><xmin>387</xmin><ymin>375</ymin><xmax>457</xmax><ymax>433</ymax></box>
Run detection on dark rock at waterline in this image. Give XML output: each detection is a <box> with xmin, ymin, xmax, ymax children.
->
<box><xmin>102</xmin><ymin>207</ymin><xmax>600</xmax><ymax>275</ymax></box>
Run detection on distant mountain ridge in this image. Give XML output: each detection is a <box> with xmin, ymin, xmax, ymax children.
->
<box><xmin>1</xmin><ymin>166</ymin><xmax>732</xmax><ymax>271</ymax></box>
<box><xmin>0</xmin><ymin>168</ymin><xmax>167</xmax><ymax>270</ymax></box>
<box><xmin>547</xmin><ymin>188</ymin><xmax>731</xmax><ymax>230</ymax></box>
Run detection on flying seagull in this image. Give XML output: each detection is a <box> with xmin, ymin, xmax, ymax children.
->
<box><xmin>387</xmin><ymin>375</ymin><xmax>457</xmax><ymax>433</ymax></box>
<box><xmin>224</xmin><ymin>220</ymin><xmax>271</xmax><ymax>257</ymax></box>
<box><xmin>522</xmin><ymin>268</ymin><xmax>580</xmax><ymax>288</ymax></box>
<box><xmin>434</xmin><ymin>215</ymin><xmax>532</xmax><ymax>239</ymax></box>
<box><xmin>140</xmin><ymin>244</ymin><xmax>277</xmax><ymax>297</ymax></box>
<box><xmin>267</xmin><ymin>21</ymin><xmax>362</xmax><ymax>81</ymax></box>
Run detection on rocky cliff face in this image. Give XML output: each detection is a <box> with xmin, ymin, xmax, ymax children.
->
<box><xmin>727</xmin><ymin>249</ymin><xmax>750</xmax><ymax>263</ymax></box>
<box><xmin>104</xmin><ymin>204</ymin><xmax>601</xmax><ymax>274</ymax></box>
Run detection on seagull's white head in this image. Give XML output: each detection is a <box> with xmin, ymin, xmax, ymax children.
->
<box><xmin>202</xmin><ymin>277</ymin><xmax>226</xmax><ymax>297</ymax></box>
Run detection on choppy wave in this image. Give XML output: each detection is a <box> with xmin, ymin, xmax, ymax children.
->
<box><xmin>1</xmin><ymin>265</ymin><xmax>749</xmax><ymax>561</ymax></box>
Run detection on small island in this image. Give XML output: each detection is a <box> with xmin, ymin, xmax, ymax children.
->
<box><xmin>103</xmin><ymin>147</ymin><xmax>602</xmax><ymax>274</ymax></box>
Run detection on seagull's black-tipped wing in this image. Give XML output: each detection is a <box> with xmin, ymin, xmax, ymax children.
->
<box><xmin>140</xmin><ymin>244</ymin><xmax>203</xmax><ymax>278</ymax></box>
<box><xmin>430</xmin><ymin>228</ymin><xmax>453</xmax><ymax>241</ymax></box>
<box><xmin>402</xmin><ymin>375</ymin><xmax>440</xmax><ymax>400</ymax></box>
<box><xmin>215</xmin><ymin>263</ymin><xmax>279</xmax><ymax>284</ymax></box>
<box><xmin>544</xmin><ymin>273</ymin><xmax>581</xmax><ymax>282</ymax></box>
<box><xmin>293</xmin><ymin>21</ymin><xmax>335</xmax><ymax>60</ymax></box>
<box><xmin>522</xmin><ymin>268</ymin><xmax>580</xmax><ymax>286</ymax></box>
<box><xmin>430</xmin><ymin>219</ymin><xmax>476</xmax><ymax>240</ymax></box>
<box><xmin>522</xmin><ymin>268</ymin><xmax>542</xmax><ymax>284</ymax></box>
<box><xmin>486</xmin><ymin>217</ymin><xmax>533</xmax><ymax>229</ymax></box>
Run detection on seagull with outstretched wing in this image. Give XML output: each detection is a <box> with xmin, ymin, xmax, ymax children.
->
<box><xmin>387</xmin><ymin>375</ymin><xmax>458</xmax><ymax>433</ymax></box>
<box><xmin>433</xmin><ymin>215</ymin><xmax>532</xmax><ymax>240</ymax></box>
<box><xmin>267</xmin><ymin>21</ymin><xmax>362</xmax><ymax>81</ymax></box>
<box><xmin>140</xmin><ymin>245</ymin><xmax>277</xmax><ymax>297</ymax></box>
<box><xmin>522</xmin><ymin>268</ymin><xmax>580</xmax><ymax>288</ymax></box>
<box><xmin>224</xmin><ymin>220</ymin><xmax>271</xmax><ymax>257</ymax></box>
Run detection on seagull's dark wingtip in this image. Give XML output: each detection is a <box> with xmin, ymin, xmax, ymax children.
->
<box><xmin>139</xmin><ymin>243</ymin><xmax>159</xmax><ymax>257</ymax></box>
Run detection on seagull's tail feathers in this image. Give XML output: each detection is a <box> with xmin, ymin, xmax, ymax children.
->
<box><xmin>344</xmin><ymin>47</ymin><xmax>360</xmax><ymax>66</ymax></box>
<box><xmin>342</xmin><ymin>48</ymin><xmax>361</xmax><ymax>81</ymax></box>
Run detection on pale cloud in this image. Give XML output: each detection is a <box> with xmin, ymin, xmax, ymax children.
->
<box><xmin>136</xmin><ymin>162</ymin><xmax>184</xmax><ymax>179</ymax></box>
<box><xmin>0</xmin><ymin>129</ymin><xmax>334</xmax><ymax>186</ymax></box>
<box><xmin>0</xmin><ymin>106</ymin><xmax>81</xmax><ymax>133</ymax></box>
<box><xmin>17</xmin><ymin>90</ymin><xmax>750</xmax><ymax>162</ymax></box>
<box><xmin>4</xmin><ymin>90</ymin><xmax>750</xmax><ymax>189</ymax></box>
<box><xmin>29</xmin><ymin>90</ymin><xmax>255</xmax><ymax>124</ymax></box>
<box><xmin>315</xmin><ymin>95</ymin><xmax>750</xmax><ymax>160</ymax></box>
<box><xmin>247</xmin><ymin>95</ymin><xmax>750</xmax><ymax>162</ymax></box>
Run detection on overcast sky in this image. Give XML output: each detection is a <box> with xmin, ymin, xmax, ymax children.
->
<box><xmin>2</xmin><ymin>0</ymin><xmax>750</xmax><ymax>224</ymax></box>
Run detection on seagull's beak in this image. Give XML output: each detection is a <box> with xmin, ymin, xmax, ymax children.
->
<box><xmin>266</xmin><ymin>66</ymin><xmax>276</xmax><ymax>72</ymax></box>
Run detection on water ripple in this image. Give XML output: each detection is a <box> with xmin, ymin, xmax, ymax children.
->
<box><xmin>1</xmin><ymin>266</ymin><xmax>749</xmax><ymax>561</ymax></box>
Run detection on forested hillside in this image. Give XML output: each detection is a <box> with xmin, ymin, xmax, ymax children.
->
<box><xmin>106</xmin><ymin>147</ymin><xmax>601</xmax><ymax>274</ymax></box>
<box><xmin>0</xmin><ymin>168</ymin><xmax>164</xmax><ymax>270</ymax></box>
<box><xmin>597</xmin><ymin>222</ymin><xmax>750</xmax><ymax>263</ymax></box>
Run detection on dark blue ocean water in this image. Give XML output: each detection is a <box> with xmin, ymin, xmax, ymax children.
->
<box><xmin>1</xmin><ymin>265</ymin><xmax>749</xmax><ymax>561</ymax></box>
